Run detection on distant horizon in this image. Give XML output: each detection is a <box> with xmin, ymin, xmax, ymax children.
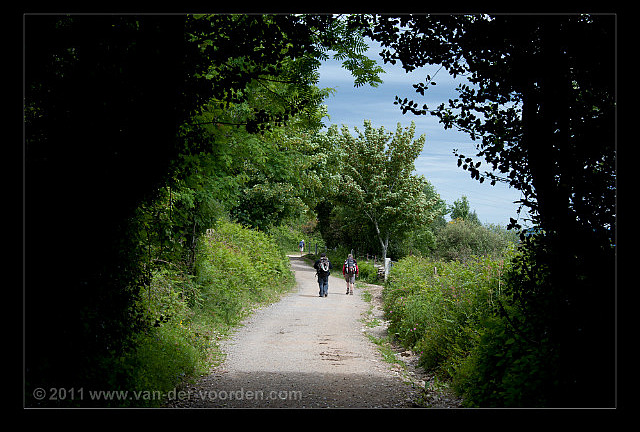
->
<box><xmin>317</xmin><ymin>39</ymin><xmax>530</xmax><ymax>228</ymax></box>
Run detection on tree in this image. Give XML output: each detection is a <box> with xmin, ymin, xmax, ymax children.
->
<box><xmin>390</xmin><ymin>180</ymin><xmax>448</xmax><ymax>258</ymax></box>
<box><xmin>358</xmin><ymin>14</ymin><xmax>615</xmax><ymax>406</ymax></box>
<box><xmin>24</xmin><ymin>14</ymin><xmax>386</xmax><ymax>402</ymax></box>
<box><xmin>450</xmin><ymin>196</ymin><xmax>480</xmax><ymax>225</ymax></box>
<box><xmin>328</xmin><ymin>120</ymin><xmax>438</xmax><ymax>262</ymax></box>
<box><xmin>360</xmin><ymin>14</ymin><xmax>614</xmax><ymax>236</ymax></box>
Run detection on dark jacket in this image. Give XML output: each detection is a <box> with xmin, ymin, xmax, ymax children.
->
<box><xmin>313</xmin><ymin>257</ymin><xmax>332</xmax><ymax>278</ymax></box>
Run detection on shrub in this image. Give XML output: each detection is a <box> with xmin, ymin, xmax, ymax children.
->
<box><xmin>433</xmin><ymin>218</ymin><xmax>513</xmax><ymax>262</ymax></box>
<box><xmin>115</xmin><ymin>268</ymin><xmax>208</xmax><ymax>407</ymax></box>
<box><xmin>451</xmin><ymin>237</ymin><xmax>570</xmax><ymax>407</ymax></box>
<box><xmin>383</xmin><ymin>251</ymin><xmax>513</xmax><ymax>381</ymax></box>
<box><xmin>383</xmin><ymin>243</ymin><xmax>582</xmax><ymax>407</ymax></box>
<box><xmin>452</xmin><ymin>311</ymin><xmax>557</xmax><ymax>407</ymax></box>
<box><xmin>195</xmin><ymin>220</ymin><xmax>295</xmax><ymax>326</ymax></box>
<box><xmin>356</xmin><ymin>259</ymin><xmax>378</xmax><ymax>284</ymax></box>
<box><xmin>126</xmin><ymin>321</ymin><xmax>208</xmax><ymax>405</ymax></box>
<box><xmin>268</xmin><ymin>222</ymin><xmax>325</xmax><ymax>254</ymax></box>
<box><xmin>117</xmin><ymin>220</ymin><xmax>294</xmax><ymax>406</ymax></box>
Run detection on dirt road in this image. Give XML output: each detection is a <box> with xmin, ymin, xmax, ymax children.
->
<box><xmin>178</xmin><ymin>255</ymin><xmax>418</xmax><ymax>408</ymax></box>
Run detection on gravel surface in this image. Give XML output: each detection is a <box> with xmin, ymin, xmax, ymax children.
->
<box><xmin>173</xmin><ymin>255</ymin><xmax>422</xmax><ymax>408</ymax></box>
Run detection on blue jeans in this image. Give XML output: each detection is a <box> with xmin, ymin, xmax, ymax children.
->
<box><xmin>318</xmin><ymin>275</ymin><xmax>329</xmax><ymax>296</ymax></box>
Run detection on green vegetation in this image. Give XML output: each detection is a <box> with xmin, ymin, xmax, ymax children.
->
<box><xmin>25</xmin><ymin>14</ymin><xmax>383</xmax><ymax>407</ymax></box>
<box><xmin>268</xmin><ymin>217</ymin><xmax>325</xmax><ymax>254</ymax></box>
<box><xmin>367</xmin><ymin>334</ymin><xmax>406</xmax><ymax>368</ymax></box>
<box><xmin>364</xmin><ymin>15</ymin><xmax>615</xmax><ymax>406</ymax></box>
<box><xmin>432</xmin><ymin>217</ymin><xmax>518</xmax><ymax>262</ymax></box>
<box><xmin>314</xmin><ymin>121</ymin><xmax>446</xmax><ymax>262</ymax></box>
<box><xmin>326</xmin><ymin>121</ymin><xmax>436</xmax><ymax>262</ymax></box>
<box><xmin>25</xmin><ymin>14</ymin><xmax>614</xmax><ymax>408</ymax></box>
<box><xmin>109</xmin><ymin>220</ymin><xmax>295</xmax><ymax>407</ymax></box>
<box><xmin>382</xmin><ymin>252</ymin><xmax>513</xmax><ymax>389</ymax></box>
<box><xmin>195</xmin><ymin>221</ymin><xmax>295</xmax><ymax>325</ymax></box>
<box><xmin>380</xmin><ymin>239</ymin><xmax>584</xmax><ymax>407</ymax></box>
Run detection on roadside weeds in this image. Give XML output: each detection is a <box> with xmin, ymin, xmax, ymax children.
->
<box><xmin>357</xmin><ymin>279</ymin><xmax>464</xmax><ymax>408</ymax></box>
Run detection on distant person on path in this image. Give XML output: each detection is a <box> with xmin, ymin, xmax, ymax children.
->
<box><xmin>299</xmin><ymin>239</ymin><xmax>305</xmax><ymax>254</ymax></box>
<box><xmin>342</xmin><ymin>253</ymin><xmax>359</xmax><ymax>295</ymax></box>
<box><xmin>313</xmin><ymin>253</ymin><xmax>332</xmax><ymax>297</ymax></box>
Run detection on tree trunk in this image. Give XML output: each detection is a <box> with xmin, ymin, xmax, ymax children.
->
<box><xmin>382</xmin><ymin>234</ymin><xmax>389</xmax><ymax>263</ymax></box>
<box><xmin>372</xmin><ymin>219</ymin><xmax>389</xmax><ymax>263</ymax></box>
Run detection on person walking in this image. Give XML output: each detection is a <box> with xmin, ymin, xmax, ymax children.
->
<box><xmin>342</xmin><ymin>253</ymin><xmax>359</xmax><ymax>295</ymax></box>
<box><xmin>299</xmin><ymin>239</ymin><xmax>305</xmax><ymax>254</ymax></box>
<box><xmin>313</xmin><ymin>253</ymin><xmax>332</xmax><ymax>297</ymax></box>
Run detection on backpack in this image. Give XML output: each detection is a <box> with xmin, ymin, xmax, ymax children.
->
<box><xmin>317</xmin><ymin>256</ymin><xmax>330</xmax><ymax>277</ymax></box>
<box><xmin>345</xmin><ymin>257</ymin><xmax>356</xmax><ymax>275</ymax></box>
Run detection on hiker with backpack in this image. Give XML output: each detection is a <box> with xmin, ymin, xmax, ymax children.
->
<box><xmin>342</xmin><ymin>253</ymin><xmax>359</xmax><ymax>295</ymax></box>
<box><xmin>313</xmin><ymin>252</ymin><xmax>332</xmax><ymax>297</ymax></box>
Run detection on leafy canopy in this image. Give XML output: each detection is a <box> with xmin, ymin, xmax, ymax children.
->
<box><xmin>357</xmin><ymin>14</ymin><xmax>614</xmax><ymax>239</ymax></box>
<box><xmin>328</xmin><ymin>120</ymin><xmax>439</xmax><ymax>261</ymax></box>
<box><xmin>354</xmin><ymin>14</ymin><xmax>615</xmax><ymax>406</ymax></box>
<box><xmin>24</xmin><ymin>13</ymin><xmax>386</xmax><ymax>402</ymax></box>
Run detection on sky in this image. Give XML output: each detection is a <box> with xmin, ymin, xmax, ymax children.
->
<box><xmin>316</xmin><ymin>40</ymin><xmax>527</xmax><ymax>228</ymax></box>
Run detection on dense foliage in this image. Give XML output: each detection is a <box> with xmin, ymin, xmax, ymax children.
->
<box><xmin>432</xmin><ymin>218</ymin><xmax>516</xmax><ymax>262</ymax></box>
<box><xmin>116</xmin><ymin>220</ymin><xmax>293</xmax><ymax>407</ymax></box>
<box><xmin>24</xmin><ymin>13</ymin><xmax>614</xmax><ymax>408</ymax></box>
<box><xmin>384</xmin><ymin>252</ymin><xmax>513</xmax><ymax>382</ymax></box>
<box><xmin>357</xmin><ymin>14</ymin><xmax>615</xmax><ymax>406</ymax></box>
<box><xmin>24</xmin><ymin>14</ymin><xmax>382</xmax><ymax>406</ymax></box>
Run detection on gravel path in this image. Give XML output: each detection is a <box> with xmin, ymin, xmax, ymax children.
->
<box><xmin>177</xmin><ymin>255</ymin><xmax>420</xmax><ymax>408</ymax></box>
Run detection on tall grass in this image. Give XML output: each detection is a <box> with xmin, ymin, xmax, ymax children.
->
<box><xmin>383</xmin><ymin>248</ymin><xmax>515</xmax><ymax>382</ymax></box>
<box><xmin>117</xmin><ymin>220</ymin><xmax>294</xmax><ymax>406</ymax></box>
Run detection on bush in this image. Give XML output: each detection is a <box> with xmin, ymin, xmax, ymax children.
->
<box><xmin>125</xmin><ymin>321</ymin><xmax>208</xmax><ymax>405</ymax></box>
<box><xmin>356</xmin><ymin>259</ymin><xmax>378</xmax><ymax>284</ymax></box>
<box><xmin>268</xmin><ymin>222</ymin><xmax>325</xmax><ymax>254</ymax></box>
<box><xmin>112</xmin><ymin>268</ymin><xmax>208</xmax><ymax>407</ymax></box>
<box><xmin>451</xmin><ymin>234</ymin><xmax>602</xmax><ymax>407</ymax></box>
<box><xmin>195</xmin><ymin>220</ymin><xmax>295</xmax><ymax>326</ymax></box>
<box><xmin>116</xmin><ymin>220</ymin><xmax>294</xmax><ymax>406</ymax></box>
<box><xmin>383</xmin><ymin>251</ymin><xmax>513</xmax><ymax>381</ymax></box>
<box><xmin>384</xmin><ymin>242</ymin><xmax>589</xmax><ymax>407</ymax></box>
<box><xmin>452</xmin><ymin>311</ymin><xmax>557</xmax><ymax>407</ymax></box>
<box><xmin>433</xmin><ymin>218</ymin><xmax>514</xmax><ymax>262</ymax></box>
